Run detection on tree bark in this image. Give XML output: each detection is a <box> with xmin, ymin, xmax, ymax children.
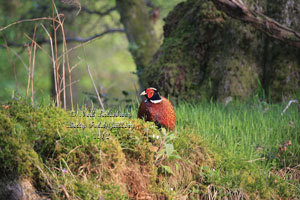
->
<box><xmin>143</xmin><ymin>0</ymin><xmax>300</xmax><ymax>102</ymax></box>
<box><xmin>116</xmin><ymin>0</ymin><xmax>160</xmax><ymax>89</ymax></box>
<box><xmin>211</xmin><ymin>0</ymin><xmax>300</xmax><ymax>48</ymax></box>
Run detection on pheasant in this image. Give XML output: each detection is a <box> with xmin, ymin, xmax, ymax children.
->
<box><xmin>138</xmin><ymin>87</ymin><xmax>176</xmax><ymax>130</ymax></box>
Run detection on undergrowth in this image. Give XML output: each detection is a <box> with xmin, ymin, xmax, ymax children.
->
<box><xmin>0</xmin><ymin>98</ymin><xmax>299</xmax><ymax>199</ymax></box>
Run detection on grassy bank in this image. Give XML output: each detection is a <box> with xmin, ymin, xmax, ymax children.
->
<box><xmin>175</xmin><ymin>100</ymin><xmax>300</xmax><ymax>198</ymax></box>
<box><xmin>0</xmin><ymin>99</ymin><xmax>299</xmax><ymax>199</ymax></box>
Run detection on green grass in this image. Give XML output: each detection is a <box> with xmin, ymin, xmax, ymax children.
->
<box><xmin>175</xmin><ymin>100</ymin><xmax>300</xmax><ymax>166</ymax></box>
<box><xmin>0</xmin><ymin>98</ymin><xmax>299</xmax><ymax>199</ymax></box>
<box><xmin>118</xmin><ymin>98</ymin><xmax>300</xmax><ymax>198</ymax></box>
<box><xmin>174</xmin><ymin>99</ymin><xmax>300</xmax><ymax>198</ymax></box>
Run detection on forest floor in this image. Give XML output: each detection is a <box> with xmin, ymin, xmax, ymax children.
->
<box><xmin>0</xmin><ymin>98</ymin><xmax>299</xmax><ymax>199</ymax></box>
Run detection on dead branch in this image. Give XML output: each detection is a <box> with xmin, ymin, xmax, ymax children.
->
<box><xmin>62</xmin><ymin>29</ymin><xmax>125</xmax><ymax>43</ymax></box>
<box><xmin>56</xmin><ymin>29</ymin><xmax>124</xmax><ymax>62</ymax></box>
<box><xmin>24</xmin><ymin>33</ymin><xmax>52</xmax><ymax>60</ymax></box>
<box><xmin>281</xmin><ymin>100</ymin><xmax>299</xmax><ymax>115</ymax></box>
<box><xmin>2</xmin><ymin>38</ymin><xmax>19</xmax><ymax>89</ymax></box>
<box><xmin>211</xmin><ymin>0</ymin><xmax>300</xmax><ymax>48</ymax></box>
<box><xmin>1</xmin><ymin>29</ymin><xmax>125</xmax><ymax>48</ymax></box>
<box><xmin>59</xmin><ymin>5</ymin><xmax>116</xmax><ymax>16</ymax></box>
<box><xmin>0</xmin><ymin>17</ymin><xmax>60</xmax><ymax>32</ymax></box>
<box><xmin>31</xmin><ymin>39</ymin><xmax>37</xmax><ymax>106</ymax></box>
<box><xmin>59</xmin><ymin>80</ymin><xmax>80</xmax><ymax>94</ymax></box>
<box><xmin>41</xmin><ymin>23</ymin><xmax>59</xmax><ymax>107</ymax></box>
<box><xmin>4</xmin><ymin>44</ymin><xmax>29</xmax><ymax>71</ymax></box>
<box><xmin>81</xmin><ymin>48</ymin><xmax>105</xmax><ymax>110</ymax></box>
<box><xmin>51</xmin><ymin>0</ymin><xmax>73</xmax><ymax>109</ymax></box>
<box><xmin>52</xmin><ymin>2</ymin><xmax>60</xmax><ymax>108</ymax></box>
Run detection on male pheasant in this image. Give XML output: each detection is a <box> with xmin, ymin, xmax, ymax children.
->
<box><xmin>138</xmin><ymin>87</ymin><xmax>176</xmax><ymax>130</ymax></box>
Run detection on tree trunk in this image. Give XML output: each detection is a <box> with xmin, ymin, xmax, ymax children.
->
<box><xmin>116</xmin><ymin>0</ymin><xmax>160</xmax><ymax>89</ymax></box>
<box><xmin>211</xmin><ymin>0</ymin><xmax>300</xmax><ymax>48</ymax></box>
<box><xmin>142</xmin><ymin>0</ymin><xmax>300</xmax><ymax>102</ymax></box>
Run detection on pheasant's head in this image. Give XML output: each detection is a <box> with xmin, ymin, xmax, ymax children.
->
<box><xmin>140</xmin><ymin>87</ymin><xmax>162</xmax><ymax>103</ymax></box>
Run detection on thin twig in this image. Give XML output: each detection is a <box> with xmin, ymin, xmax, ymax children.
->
<box><xmin>60</xmin><ymin>19</ymin><xmax>67</xmax><ymax>110</ymax></box>
<box><xmin>52</xmin><ymin>2</ymin><xmax>60</xmax><ymax>107</ymax></box>
<box><xmin>59</xmin><ymin>5</ymin><xmax>116</xmax><ymax>17</ymax></box>
<box><xmin>0</xmin><ymin>17</ymin><xmax>60</xmax><ymax>32</ymax></box>
<box><xmin>4</xmin><ymin>46</ymin><xmax>28</xmax><ymax>71</ymax></box>
<box><xmin>82</xmin><ymin>49</ymin><xmax>105</xmax><ymax>110</ymax></box>
<box><xmin>2</xmin><ymin>29</ymin><xmax>125</xmax><ymax>48</ymax></box>
<box><xmin>62</xmin><ymin>29</ymin><xmax>125</xmax><ymax>43</ymax></box>
<box><xmin>41</xmin><ymin>23</ymin><xmax>59</xmax><ymax>107</ymax></box>
<box><xmin>51</xmin><ymin>0</ymin><xmax>74</xmax><ymax>109</ymax></box>
<box><xmin>24</xmin><ymin>33</ymin><xmax>52</xmax><ymax>60</ymax></box>
<box><xmin>26</xmin><ymin>25</ymin><xmax>37</xmax><ymax>100</ymax></box>
<box><xmin>70</xmin><ymin>57</ymin><xmax>83</xmax><ymax>72</ymax></box>
<box><xmin>26</xmin><ymin>45</ymin><xmax>32</xmax><ymax>99</ymax></box>
<box><xmin>55</xmin><ymin>29</ymin><xmax>124</xmax><ymax>62</ymax></box>
<box><xmin>62</xmin><ymin>39</ymin><xmax>66</xmax><ymax>110</ymax></box>
<box><xmin>31</xmin><ymin>26</ymin><xmax>38</xmax><ymax>106</ymax></box>
<box><xmin>31</xmin><ymin>41</ymin><xmax>37</xmax><ymax>106</ymax></box>
<box><xmin>281</xmin><ymin>100</ymin><xmax>299</xmax><ymax>115</ymax></box>
<box><xmin>59</xmin><ymin>80</ymin><xmax>80</xmax><ymax>94</ymax></box>
<box><xmin>2</xmin><ymin>38</ymin><xmax>18</xmax><ymax>89</ymax></box>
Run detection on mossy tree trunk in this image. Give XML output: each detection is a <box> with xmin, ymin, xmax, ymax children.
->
<box><xmin>116</xmin><ymin>0</ymin><xmax>160</xmax><ymax>89</ymax></box>
<box><xmin>143</xmin><ymin>0</ymin><xmax>300</xmax><ymax>102</ymax></box>
<box><xmin>263</xmin><ymin>0</ymin><xmax>300</xmax><ymax>101</ymax></box>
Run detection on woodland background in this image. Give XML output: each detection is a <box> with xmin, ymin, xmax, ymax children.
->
<box><xmin>1</xmin><ymin>0</ymin><xmax>299</xmax><ymax>108</ymax></box>
<box><xmin>0</xmin><ymin>0</ymin><xmax>300</xmax><ymax>199</ymax></box>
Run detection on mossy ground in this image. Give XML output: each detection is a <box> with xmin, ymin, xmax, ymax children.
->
<box><xmin>0</xmin><ymin>99</ymin><xmax>299</xmax><ymax>199</ymax></box>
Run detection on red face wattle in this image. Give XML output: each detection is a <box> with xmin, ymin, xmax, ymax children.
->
<box><xmin>146</xmin><ymin>88</ymin><xmax>154</xmax><ymax>99</ymax></box>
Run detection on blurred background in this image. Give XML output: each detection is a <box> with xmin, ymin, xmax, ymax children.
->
<box><xmin>0</xmin><ymin>0</ymin><xmax>299</xmax><ymax>109</ymax></box>
<box><xmin>0</xmin><ymin>0</ymin><xmax>183</xmax><ymax>108</ymax></box>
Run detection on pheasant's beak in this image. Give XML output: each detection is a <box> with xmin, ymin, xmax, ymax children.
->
<box><xmin>140</xmin><ymin>91</ymin><xmax>147</xmax><ymax>96</ymax></box>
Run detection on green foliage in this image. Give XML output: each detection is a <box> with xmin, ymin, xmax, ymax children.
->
<box><xmin>175</xmin><ymin>100</ymin><xmax>300</xmax><ymax>198</ymax></box>
<box><xmin>0</xmin><ymin>98</ymin><xmax>300</xmax><ymax>198</ymax></box>
<box><xmin>0</xmin><ymin>99</ymin><xmax>154</xmax><ymax>198</ymax></box>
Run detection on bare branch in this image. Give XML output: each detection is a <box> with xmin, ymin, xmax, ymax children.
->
<box><xmin>56</xmin><ymin>29</ymin><xmax>124</xmax><ymax>61</ymax></box>
<box><xmin>41</xmin><ymin>23</ymin><xmax>59</xmax><ymax>107</ymax></box>
<box><xmin>3</xmin><ymin>37</ymin><xmax>19</xmax><ymax>89</ymax></box>
<box><xmin>24</xmin><ymin>33</ymin><xmax>52</xmax><ymax>60</ymax></box>
<box><xmin>4</xmin><ymin>45</ymin><xmax>29</xmax><ymax>71</ymax></box>
<box><xmin>211</xmin><ymin>0</ymin><xmax>300</xmax><ymax>48</ymax></box>
<box><xmin>1</xmin><ymin>29</ymin><xmax>125</xmax><ymax>48</ymax></box>
<box><xmin>64</xmin><ymin>29</ymin><xmax>125</xmax><ymax>43</ymax></box>
<box><xmin>70</xmin><ymin>57</ymin><xmax>83</xmax><ymax>72</ymax></box>
<box><xmin>59</xmin><ymin>80</ymin><xmax>80</xmax><ymax>94</ymax></box>
<box><xmin>59</xmin><ymin>5</ymin><xmax>116</xmax><ymax>16</ymax></box>
<box><xmin>31</xmin><ymin>39</ymin><xmax>37</xmax><ymax>106</ymax></box>
<box><xmin>281</xmin><ymin>100</ymin><xmax>299</xmax><ymax>115</ymax></box>
<box><xmin>0</xmin><ymin>17</ymin><xmax>60</xmax><ymax>32</ymax></box>
<box><xmin>51</xmin><ymin>0</ymin><xmax>67</xmax><ymax>109</ymax></box>
<box><xmin>81</xmin><ymin>49</ymin><xmax>105</xmax><ymax>110</ymax></box>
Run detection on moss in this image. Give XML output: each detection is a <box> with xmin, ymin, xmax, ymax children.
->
<box><xmin>208</xmin><ymin>51</ymin><xmax>259</xmax><ymax>100</ymax></box>
<box><xmin>0</xmin><ymin>100</ymin><xmax>215</xmax><ymax>199</ymax></box>
<box><xmin>142</xmin><ymin>0</ymin><xmax>226</xmax><ymax>100</ymax></box>
<box><xmin>143</xmin><ymin>0</ymin><xmax>300</xmax><ymax>102</ymax></box>
<box><xmin>0</xmin><ymin>105</ymin><xmax>43</xmax><ymax>181</ymax></box>
<box><xmin>1</xmin><ymin>100</ymin><xmax>299</xmax><ymax>199</ymax></box>
<box><xmin>267</xmin><ymin>52</ymin><xmax>300</xmax><ymax>101</ymax></box>
<box><xmin>142</xmin><ymin>0</ymin><xmax>261</xmax><ymax>101</ymax></box>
